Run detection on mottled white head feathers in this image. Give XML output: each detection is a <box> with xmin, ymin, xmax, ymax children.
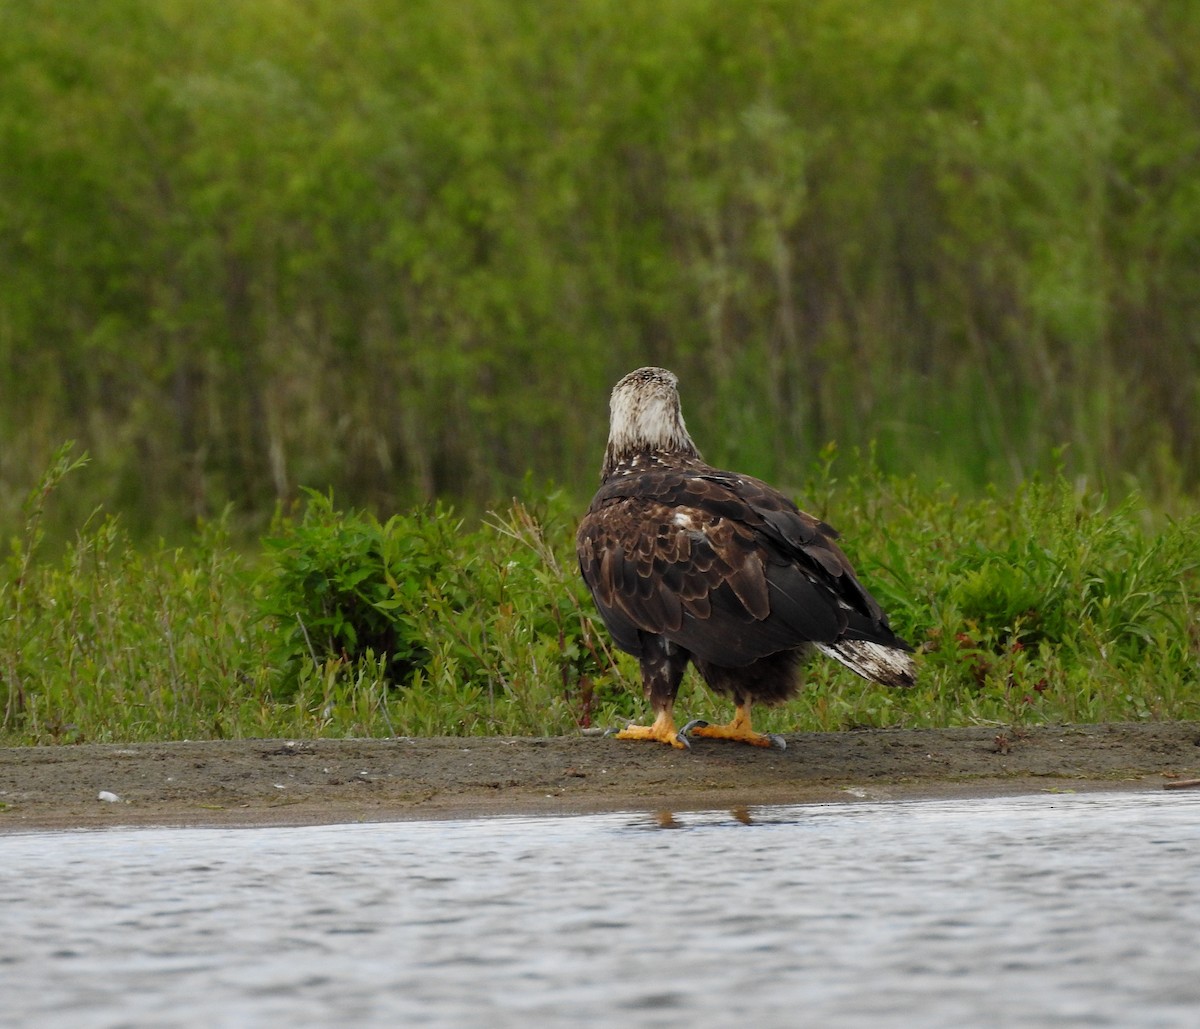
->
<box><xmin>601</xmin><ymin>367</ymin><xmax>701</xmax><ymax>479</ymax></box>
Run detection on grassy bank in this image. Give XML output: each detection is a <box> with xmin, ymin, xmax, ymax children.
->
<box><xmin>2</xmin><ymin>445</ymin><xmax>1196</xmax><ymax>745</ymax></box>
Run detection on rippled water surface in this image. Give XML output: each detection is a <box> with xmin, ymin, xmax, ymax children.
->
<box><xmin>5</xmin><ymin>790</ymin><xmax>1199</xmax><ymax>1027</ymax></box>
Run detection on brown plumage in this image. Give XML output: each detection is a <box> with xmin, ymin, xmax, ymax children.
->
<box><xmin>576</xmin><ymin>366</ymin><xmax>915</xmax><ymax>749</ymax></box>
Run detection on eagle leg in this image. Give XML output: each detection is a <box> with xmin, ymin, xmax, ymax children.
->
<box><xmin>614</xmin><ymin>706</ymin><xmax>690</xmax><ymax>749</ymax></box>
<box><xmin>681</xmin><ymin>703</ymin><xmax>785</xmax><ymax>750</ymax></box>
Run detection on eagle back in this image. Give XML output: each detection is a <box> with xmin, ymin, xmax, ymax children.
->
<box><xmin>576</xmin><ymin>462</ymin><xmax>883</xmax><ymax>666</ymax></box>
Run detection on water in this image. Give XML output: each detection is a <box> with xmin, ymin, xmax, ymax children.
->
<box><xmin>3</xmin><ymin>790</ymin><xmax>1199</xmax><ymax>1028</ymax></box>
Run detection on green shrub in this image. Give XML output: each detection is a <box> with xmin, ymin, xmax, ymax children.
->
<box><xmin>795</xmin><ymin>458</ymin><xmax>1200</xmax><ymax>731</ymax></box>
<box><xmin>254</xmin><ymin>489</ymin><xmax>631</xmax><ymax>736</ymax></box>
<box><xmin>257</xmin><ymin>490</ymin><xmax>461</xmax><ymax>691</ymax></box>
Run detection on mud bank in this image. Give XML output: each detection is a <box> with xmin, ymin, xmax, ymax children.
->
<box><xmin>2</xmin><ymin>722</ymin><xmax>1198</xmax><ymax>832</ymax></box>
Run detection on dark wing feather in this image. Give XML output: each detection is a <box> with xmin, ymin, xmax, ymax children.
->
<box><xmin>701</xmin><ymin>471</ymin><xmax>908</xmax><ymax>648</ymax></box>
<box><xmin>576</xmin><ymin>465</ymin><xmax>888</xmax><ymax>668</ymax></box>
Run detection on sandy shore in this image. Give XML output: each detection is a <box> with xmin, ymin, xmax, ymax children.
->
<box><xmin>2</xmin><ymin>722</ymin><xmax>1198</xmax><ymax>832</ymax></box>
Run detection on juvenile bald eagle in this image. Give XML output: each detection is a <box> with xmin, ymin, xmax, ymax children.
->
<box><xmin>576</xmin><ymin>367</ymin><xmax>915</xmax><ymax>749</ymax></box>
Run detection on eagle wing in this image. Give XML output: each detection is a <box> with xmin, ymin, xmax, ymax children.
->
<box><xmin>576</xmin><ymin>466</ymin><xmax>895</xmax><ymax>668</ymax></box>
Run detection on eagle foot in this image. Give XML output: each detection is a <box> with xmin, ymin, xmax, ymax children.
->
<box><xmin>610</xmin><ymin>719</ymin><xmax>690</xmax><ymax>749</ymax></box>
<box><xmin>681</xmin><ymin>717</ymin><xmax>785</xmax><ymax>750</ymax></box>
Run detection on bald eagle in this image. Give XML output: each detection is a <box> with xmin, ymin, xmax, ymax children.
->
<box><xmin>576</xmin><ymin>367</ymin><xmax>915</xmax><ymax>749</ymax></box>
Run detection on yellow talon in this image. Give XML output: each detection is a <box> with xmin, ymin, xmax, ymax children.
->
<box><xmin>683</xmin><ymin>703</ymin><xmax>783</xmax><ymax>749</ymax></box>
<box><xmin>614</xmin><ymin>708</ymin><xmax>689</xmax><ymax>749</ymax></box>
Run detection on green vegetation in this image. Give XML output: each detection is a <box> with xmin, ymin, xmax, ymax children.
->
<box><xmin>2</xmin><ymin>446</ymin><xmax>1196</xmax><ymax>745</ymax></box>
<box><xmin>3</xmin><ymin>3</ymin><xmax>1200</xmax><ymax>743</ymax></box>
<box><xmin>3</xmin><ymin>1</ymin><xmax>1200</xmax><ymax>537</ymax></box>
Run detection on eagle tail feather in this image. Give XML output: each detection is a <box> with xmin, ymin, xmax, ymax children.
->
<box><xmin>815</xmin><ymin>640</ymin><xmax>915</xmax><ymax>688</ymax></box>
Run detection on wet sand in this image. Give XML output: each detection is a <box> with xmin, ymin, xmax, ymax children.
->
<box><xmin>2</xmin><ymin>722</ymin><xmax>1198</xmax><ymax>832</ymax></box>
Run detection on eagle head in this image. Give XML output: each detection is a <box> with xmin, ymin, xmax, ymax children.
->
<box><xmin>601</xmin><ymin>366</ymin><xmax>701</xmax><ymax>479</ymax></box>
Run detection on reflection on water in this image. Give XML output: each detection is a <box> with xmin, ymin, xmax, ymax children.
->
<box><xmin>4</xmin><ymin>791</ymin><xmax>1200</xmax><ymax>1028</ymax></box>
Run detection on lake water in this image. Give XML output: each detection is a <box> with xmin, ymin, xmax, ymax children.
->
<box><xmin>4</xmin><ymin>790</ymin><xmax>1199</xmax><ymax>1028</ymax></box>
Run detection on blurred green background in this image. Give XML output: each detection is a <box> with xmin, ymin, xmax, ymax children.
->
<box><xmin>3</xmin><ymin>0</ymin><xmax>1198</xmax><ymax>536</ymax></box>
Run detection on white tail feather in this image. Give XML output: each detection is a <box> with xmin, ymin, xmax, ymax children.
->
<box><xmin>815</xmin><ymin>640</ymin><xmax>915</xmax><ymax>688</ymax></box>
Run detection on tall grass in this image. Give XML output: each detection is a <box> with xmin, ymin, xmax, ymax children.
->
<box><xmin>2</xmin><ymin>447</ymin><xmax>1196</xmax><ymax>745</ymax></box>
